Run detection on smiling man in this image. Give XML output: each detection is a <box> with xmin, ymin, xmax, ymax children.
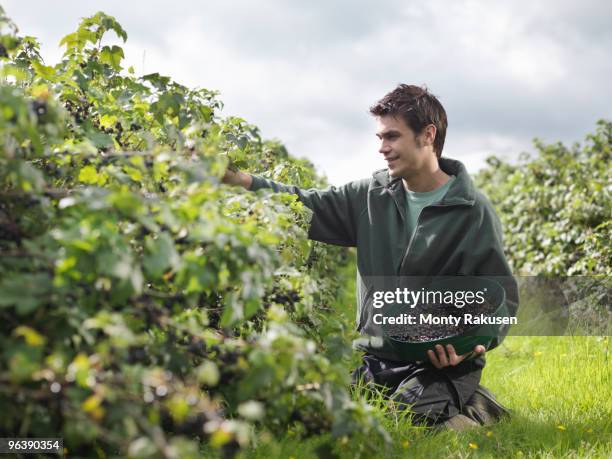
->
<box><xmin>223</xmin><ymin>84</ymin><xmax>518</xmax><ymax>430</ymax></box>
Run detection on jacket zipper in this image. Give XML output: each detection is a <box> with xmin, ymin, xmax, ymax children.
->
<box><xmin>398</xmin><ymin>202</ymin><xmax>462</xmax><ymax>274</ymax></box>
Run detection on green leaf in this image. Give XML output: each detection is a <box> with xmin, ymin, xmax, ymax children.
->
<box><xmin>13</xmin><ymin>326</ymin><xmax>46</xmax><ymax>347</ymax></box>
<box><xmin>124</xmin><ymin>166</ymin><xmax>143</xmax><ymax>183</ymax></box>
<box><xmin>142</xmin><ymin>73</ymin><xmax>171</xmax><ymax>90</ymax></box>
<box><xmin>99</xmin><ymin>45</ymin><xmax>124</xmax><ymax>70</ymax></box>
<box><xmin>144</xmin><ymin>233</ymin><xmax>180</xmax><ymax>278</ymax></box>
<box><xmin>0</xmin><ymin>273</ymin><xmax>51</xmax><ymax>315</ymax></box>
<box><xmin>8</xmin><ymin>346</ymin><xmax>43</xmax><ymax>383</ymax></box>
<box><xmin>196</xmin><ymin>360</ymin><xmax>220</xmax><ymax>386</ymax></box>
<box><xmin>78</xmin><ymin>165</ymin><xmax>99</xmax><ymax>184</ymax></box>
<box><xmin>17</xmin><ymin>162</ymin><xmax>45</xmax><ymax>191</ymax></box>
<box><xmin>31</xmin><ymin>60</ymin><xmax>56</xmax><ymax>79</ymax></box>
<box><xmin>88</xmin><ymin>130</ymin><xmax>114</xmax><ymax>149</ymax></box>
<box><xmin>99</xmin><ymin>113</ymin><xmax>118</xmax><ymax>130</ymax></box>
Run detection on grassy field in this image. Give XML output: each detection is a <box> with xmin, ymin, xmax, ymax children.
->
<box><xmin>242</xmin><ymin>335</ymin><xmax>610</xmax><ymax>459</ymax></box>
<box><xmin>238</xmin><ymin>257</ymin><xmax>611</xmax><ymax>459</ymax></box>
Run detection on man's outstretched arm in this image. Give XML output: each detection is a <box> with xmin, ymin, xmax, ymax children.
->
<box><xmin>222</xmin><ymin>167</ymin><xmax>365</xmax><ymax>247</ymax></box>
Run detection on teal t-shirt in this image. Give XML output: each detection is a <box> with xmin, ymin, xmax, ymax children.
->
<box><xmin>405</xmin><ymin>175</ymin><xmax>456</xmax><ymax>239</ymax></box>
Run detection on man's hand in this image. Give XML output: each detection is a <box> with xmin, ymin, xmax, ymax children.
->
<box><xmin>222</xmin><ymin>168</ymin><xmax>252</xmax><ymax>189</ymax></box>
<box><xmin>427</xmin><ymin>344</ymin><xmax>485</xmax><ymax>369</ymax></box>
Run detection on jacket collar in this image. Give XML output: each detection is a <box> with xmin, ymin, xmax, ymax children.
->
<box><xmin>372</xmin><ymin>157</ymin><xmax>476</xmax><ymax>206</ymax></box>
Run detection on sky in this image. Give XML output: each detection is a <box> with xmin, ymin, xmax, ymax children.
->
<box><xmin>3</xmin><ymin>0</ymin><xmax>611</xmax><ymax>185</ymax></box>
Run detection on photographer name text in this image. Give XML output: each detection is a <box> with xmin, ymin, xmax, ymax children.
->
<box><xmin>373</xmin><ymin>313</ymin><xmax>517</xmax><ymax>326</ymax></box>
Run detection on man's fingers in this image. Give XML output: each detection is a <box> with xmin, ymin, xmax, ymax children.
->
<box><xmin>435</xmin><ymin>344</ymin><xmax>449</xmax><ymax>367</ymax></box>
<box><xmin>427</xmin><ymin>349</ymin><xmax>442</xmax><ymax>369</ymax></box>
<box><xmin>446</xmin><ymin>344</ymin><xmax>463</xmax><ymax>366</ymax></box>
<box><xmin>222</xmin><ymin>169</ymin><xmax>236</xmax><ymax>184</ymax></box>
<box><xmin>222</xmin><ymin>170</ymin><xmax>252</xmax><ymax>189</ymax></box>
<box><xmin>429</xmin><ymin>344</ymin><xmax>485</xmax><ymax>369</ymax></box>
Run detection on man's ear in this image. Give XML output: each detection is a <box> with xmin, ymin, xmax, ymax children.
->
<box><xmin>423</xmin><ymin>124</ymin><xmax>437</xmax><ymax>147</ymax></box>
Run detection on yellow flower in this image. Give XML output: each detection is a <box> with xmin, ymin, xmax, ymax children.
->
<box><xmin>586</xmin><ymin>428</ymin><xmax>593</xmax><ymax>433</ymax></box>
<box><xmin>469</xmin><ymin>443</ymin><xmax>478</xmax><ymax>449</ymax></box>
<box><xmin>533</xmin><ymin>351</ymin><xmax>543</xmax><ymax>357</ymax></box>
<box><xmin>486</xmin><ymin>431</ymin><xmax>493</xmax><ymax>437</ymax></box>
<box><xmin>557</xmin><ymin>425</ymin><xmax>566</xmax><ymax>431</ymax></box>
<box><xmin>402</xmin><ymin>440</ymin><xmax>410</xmax><ymax>449</ymax></box>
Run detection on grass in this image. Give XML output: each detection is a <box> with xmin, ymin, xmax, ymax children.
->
<box><xmin>239</xmin><ymin>252</ymin><xmax>611</xmax><ymax>458</ymax></box>
<box><xmin>242</xmin><ymin>335</ymin><xmax>610</xmax><ymax>459</ymax></box>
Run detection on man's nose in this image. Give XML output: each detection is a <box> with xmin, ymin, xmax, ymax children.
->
<box><xmin>379</xmin><ymin>142</ymin><xmax>391</xmax><ymax>154</ymax></box>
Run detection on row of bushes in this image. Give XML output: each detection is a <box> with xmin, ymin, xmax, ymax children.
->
<box><xmin>0</xmin><ymin>10</ymin><xmax>385</xmax><ymax>458</ymax></box>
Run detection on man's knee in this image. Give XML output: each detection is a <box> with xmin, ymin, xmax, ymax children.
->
<box><xmin>438</xmin><ymin>386</ymin><xmax>510</xmax><ymax>431</ymax></box>
<box><xmin>389</xmin><ymin>373</ymin><xmax>463</xmax><ymax>425</ymax></box>
<box><xmin>462</xmin><ymin>385</ymin><xmax>510</xmax><ymax>426</ymax></box>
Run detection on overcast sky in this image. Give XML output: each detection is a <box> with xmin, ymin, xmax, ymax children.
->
<box><xmin>3</xmin><ymin>1</ymin><xmax>611</xmax><ymax>185</ymax></box>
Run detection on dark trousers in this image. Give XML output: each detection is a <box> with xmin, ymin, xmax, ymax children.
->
<box><xmin>351</xmin><ymin>353</ymin><xmax>486</xmax><ymax>426</ymax></box>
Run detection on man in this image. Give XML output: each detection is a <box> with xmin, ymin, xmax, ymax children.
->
<box><xmin>223</xmin><ymin>84</ymin><xmax>517</xmax><ymax>430</ymax></box>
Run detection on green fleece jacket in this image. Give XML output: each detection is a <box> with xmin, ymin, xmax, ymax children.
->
<box><xmin>249</xmin><ymin>157</ymin><xmax>518</xmax><ymax>361</ymax></box>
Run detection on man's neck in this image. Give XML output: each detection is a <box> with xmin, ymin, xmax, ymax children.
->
<box><xmin>401</xmin><ymin>163</ymin><xmax>450</xmax><ymax>193</ymax></box>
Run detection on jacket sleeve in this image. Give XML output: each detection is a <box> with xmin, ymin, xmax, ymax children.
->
<box><xmin>248</xmin><ymin>174</ymin><xmax>362</xmax><ymax>247</ymax></box>
<box><xmin>465</xmin><ymin>197</ymin><xmax>519</xmax><ymax>351</ymax></box>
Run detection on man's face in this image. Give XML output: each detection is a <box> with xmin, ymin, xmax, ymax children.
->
<box><xmin>375</xmin><ymin>115</ymin><xmax>434</xmax><ymax>178</ymax></box>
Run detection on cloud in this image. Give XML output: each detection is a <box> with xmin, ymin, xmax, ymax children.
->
<box><xmin>3</xmin><ymin>0</ymin><xmax>610</xmax><ymax>185</ymax></box>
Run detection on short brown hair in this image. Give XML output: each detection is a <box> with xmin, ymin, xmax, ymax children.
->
<box><xmin>369</xmin><ymin>84</ymin><xmax>448</xmax><ymax>157</ymax></box>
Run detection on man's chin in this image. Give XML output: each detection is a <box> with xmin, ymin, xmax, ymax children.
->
<box><xmin>388</xmin><ymin>167</ymin><xmax>401</xmax><ymax>178</ymax></box>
